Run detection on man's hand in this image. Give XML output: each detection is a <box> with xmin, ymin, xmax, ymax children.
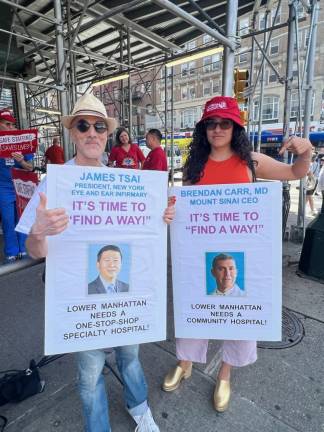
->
<box><xmin>278</xmin><ymin>136</ymin><xmax>312</xmax><ymax>156</ymax></box>
<box><xmin>11</xmin><ymin>152</ymin><xmax>24</xmax><ymax>163</ymax></box>
<box><xmin>163</xmin><ymin>196</ymin><xmax>176</xmax><ymax>224</ymax></box>
<box><xmin>30</xmin><ymin>192</ymin><xmax>69</xmax><ymax>239</ymax></box>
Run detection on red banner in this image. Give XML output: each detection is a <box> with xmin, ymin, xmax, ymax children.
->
<box><xmin>12</xmin><ymin>168</ymin><xmax>39</xmax><ymax>218</ymax></box>
<box><xmin>0</xmin><ymin>129</ymin><xmax>38</xmax><ymax>157</ymax></box>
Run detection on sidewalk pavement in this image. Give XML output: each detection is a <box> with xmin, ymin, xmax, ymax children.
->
<box><xmin>0</xmin><ymin>182</ymin><xmax>323</xmax><ymax>432</ymax></box>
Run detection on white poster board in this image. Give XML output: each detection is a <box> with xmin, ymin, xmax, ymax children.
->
<box><xmin>170</xmin><ymin>182</ymin><xmax>282</xmax><ymax>341</ymax></box>
<box><xmin>45</xmin><ymin>165</ymin><xmax>168</xmax><ymax>354</ymax></box>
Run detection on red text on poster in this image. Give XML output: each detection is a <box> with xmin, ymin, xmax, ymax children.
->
<box><xmin>12</xmin><ymin>168</ymin><xmax>39</xmax><ymax>218</ymax></box>
<box><xmin>0</xmin><ymin>129</ymin><xmax>38</xmax><ymax>157</ymax></box>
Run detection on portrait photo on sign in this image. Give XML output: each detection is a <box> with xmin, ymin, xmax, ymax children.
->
<box><xmin>87</xmin><ymin>243</ymin><xmax>131</xmax><ymax>295</ymax></box>
<box><xmin>205</xmin><ymin>251</ymin><xmax>245</xmax><ymax>297</ymax></box>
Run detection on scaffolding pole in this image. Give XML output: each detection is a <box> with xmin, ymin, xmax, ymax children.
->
<box><xmin>164</xmin><ymin>61</ymin><xmax>168</xmax><ymax>176</ymax></box>
<box><xmin>127</xmin><ymin>30</ymin><xmax>133</xmax><ymax>136</ymax></box>
<box><xmin>170</xmin><ymin>67</ymin><xmax>174</xmax><ymax>186</ymax></box>
<box><xmin>256</xmin><ymin>8</ymin><xmax>270</xmax><ymax>153</ymax></box>
<box><xmin>222</xmin><ymin>0</ymin><xmax>238</xmax><ymax>96</ymax></box>
<box><xmin>54</xmin><ymin>0</ymin><xmax>70</xmax><ymax>161</ymax></box>
<box><xmin>247</xmin><ymin>10</ymin><xmax>257</xmax><ymax>140</ymax></box>
<box><xmin>152</xmin><ymin>0</ymin><xmax>235</xmax><ymax>50</ymax></box>
<box><xmin>297</xmin><ymin>0</ymin><xmax>320</xmax><ymax>229</ymax></box>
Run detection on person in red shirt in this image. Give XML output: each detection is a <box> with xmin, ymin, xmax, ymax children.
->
<box><xmin>142</xmin><ymin>129</ymin><xmax>168</xmax><ymax>172</ymax></box>
<box><xmin>108</xmin><ymin>127</ymin><xmax>145</xmax><ymax>169</ymax></box>
<box><xmin>44</xmin><ymin>137</ymin><xmax>65</xmax><ymax>164</ymax></box>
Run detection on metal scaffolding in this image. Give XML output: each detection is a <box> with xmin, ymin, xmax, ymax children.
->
<box><xmin>0</xmin><ymin>0</ymin><xmax>320</xmax><ymax>231</ymax></box>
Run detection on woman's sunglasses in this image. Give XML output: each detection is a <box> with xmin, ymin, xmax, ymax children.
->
<box><xmin>205</xmin><ymin>119</ymin><xmax>233</xmax><ymax>130</ymax></box>
<box><xmin>74</xmin><ymin>119</ymin><xmax>108</xmax><ymax>134</ymax></box>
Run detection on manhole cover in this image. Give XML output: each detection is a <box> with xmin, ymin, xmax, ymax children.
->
<box><xmin>257</xmin><ymin>308</ymin><xmax>304</xmax><ymax>349</ymax></box>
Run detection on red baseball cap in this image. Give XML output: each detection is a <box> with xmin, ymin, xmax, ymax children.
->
<box><xmin>0</xmin><ymin>109</ymin><xmax>16</xmax><ymax>124</ymax></box>
<box><xmin>199</xmin><ymin>96</ymin><xmax>243</xmax><ymax>127</ymax></box>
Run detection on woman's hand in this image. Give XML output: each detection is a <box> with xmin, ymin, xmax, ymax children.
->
<box><xmin>163</xmin><ymin>196</ymin><xmax>176</xmax><ymax>224</ymax></box>
<box><xmin>278</xmin><ymin>136</ymin><xmax>312</xmax><ymax>157</ymax></box>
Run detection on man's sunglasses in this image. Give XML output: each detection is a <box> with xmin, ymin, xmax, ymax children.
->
<box><xmin>74</xmin><ymin>119</ymin><xmax>108</xmax><ymax>134</ymax></box>
<box><xmin>205</xmin><ymin>119</ymin><xmax>233</xmax><ymax>130</ymax></box>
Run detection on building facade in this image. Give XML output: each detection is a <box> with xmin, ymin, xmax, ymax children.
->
<box><xmin>149</xmin><ymin>2</ymin><xmax>324</xmax><ymax>136</ymax></box>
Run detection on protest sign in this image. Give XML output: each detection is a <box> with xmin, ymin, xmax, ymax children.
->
<box><xmin>45</xmin><ymin>165</ymin><xmax>168</xmax><ymax>355</ymax></box>
<box><xmin>12</xmin><ymin>168</ymin><xmax>39</xmax><ymax>218</ymax></box>
<box><xmin>170</xmin><ymin>182</ymin><xmax>282</xmax><ymax>341</ymax></box>
<box><xmin>0</xmin><ymin>129</ymin><xmax>38</xmax><ymax>157</ymax></box>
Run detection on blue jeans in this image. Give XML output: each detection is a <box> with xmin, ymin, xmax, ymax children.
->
<box><xmin>76</xmin><ymin>345</ymin><xmax>148</xmax><ymax>432</ymax></box>
<box><xmin>0</xmin><ymin>199</ymin><xmax>26</xmax><ymax>256</ymax></box>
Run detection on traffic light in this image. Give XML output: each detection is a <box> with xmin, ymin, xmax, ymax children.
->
<box><xmin>239</xmin><ymin>110</ymin><xmax>248</xmax><ymax>126</ymax></box>
<box><xmin>234</xmin><ymin>69</ymin><xmax>249</xmax><ymax>104</ymax></box>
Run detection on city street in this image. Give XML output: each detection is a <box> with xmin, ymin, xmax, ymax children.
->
<box><xmin>0</xmin><ymin>183</ymin><xmax>323</xmax><ymax>432</ymax></box>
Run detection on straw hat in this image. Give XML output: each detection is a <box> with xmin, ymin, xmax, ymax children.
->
<box><xmin>61</xmin><ymin>93</ymin><xmax>117</xmax><ymax>134</ymax></box>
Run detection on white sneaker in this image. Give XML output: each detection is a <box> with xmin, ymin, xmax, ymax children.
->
<box><xmin>133</xmin><ymin>407</ymin><xmax>160</xmax><ymax>432</ymax></box>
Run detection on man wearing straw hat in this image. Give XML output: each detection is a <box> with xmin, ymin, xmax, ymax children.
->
<box><xmin>16</xmin><ymin>93</ymin><xmax>161</xmax><ymax>432</ymax></box>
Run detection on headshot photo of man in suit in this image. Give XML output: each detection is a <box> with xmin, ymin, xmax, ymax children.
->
<box><xmin>88</xmin><ymin>245</ymin><xmax>129</xmax><ymax>295</ymax></box>
<box><xmin>208</xmin><ymin>253</ymin><xmax>245</xmax><ymax>297</ymax></box>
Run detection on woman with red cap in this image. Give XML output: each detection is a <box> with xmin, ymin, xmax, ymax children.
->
<box><xmin>162</xmin><ymin>96</ymin><xmax>312</xmax><ymax>412</ymax></box>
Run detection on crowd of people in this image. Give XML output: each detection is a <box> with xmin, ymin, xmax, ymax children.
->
<box><xmin>1</xmin><ymin>92</ymin><xmax>314</xmax><ymax>431</ymax></box>
<box><xmin>0</xmin><ymin>102</ymin><xmax>168</xmax><ymax>266</ymax></box>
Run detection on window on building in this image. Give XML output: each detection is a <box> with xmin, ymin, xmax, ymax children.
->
<box><xmin>188</xmin><ymin>85</ymin><xmax>196</xmax><ymax>99</ymax></box>
<box><xmin>203</xmin><ymin>34</ymin><xmax>212</xmax><ymax>45</ymax></box>
<box><xmin>185</xmin><ymin>40</ymin><xmax>196</xmax><ymax>51</ymax></box>
<box><xmin>271</xmin><ymin>6</ymin><xmax>281</xmax><ymax>25</ymax></box>
<box><xmin>181</xmin><ymin>63</ymin><xmax>189</xmax><ymax>77</ymax></box>
<box><xmin>259</xmin><ymin>13</ymin><xmax>266</xmax><ymax>30</ymax></box>
<box><xmin>270</xmin><ymin>39</ymin><xmax>279</xmax><ymax>55</ymax></box>
<box><xmin>212</xmin><ymin>53</ymin><xmax>221</xmax><ymax>71</ymax></box>
<box><xmin>203</xmin><ymin>54</ymin><xmax>221</xmax><ymax>73</ymax></box>
<box><xmin>181</xmin><ymin>62</ymin><xmax>196</xmax><ymax>77</ymax></box>
<box><xmin>181</xmin><ymin>109</ymin><xmax>197</xmax><ymax>129</ymax></box>
<box><xmin>290</xmin><ymin>92</ymin><xmax>314</xmax><ymax>118</ymax></box>
<box><xmin>203</xmin><ymin>56</ymin><xmax>212</xmax><ymax>73</ymax></box>
<box><xmin>189</xmin><ymin>61</ymin><xmax>196</xmax><ymax>76</ymax></box>
<box><xmin>239</xmin><ymin>17</ymin><xmax>249</xmax><ymax>36</ymax></box>
<box><xmin>203</xmin><ymin>81</ymin><xmax>211</xmax><ymax>97</ymax></box>
<box><xmin>181</xmin><ymin>85</ymin><xmax>188</xmax><ymax>100</ymax></box>
<box><xmin>253</xmin><ymin>96</ymin><xmax>279</xmax><ymax>121</ymax></box>
<box><xmin>239</xmin><ymin>51</ymin><xmax>249</xmax><ymax>63</ymax></box>
<box><xmin>212</xmin><ymin>79</ymin><xmax>221</xmax><ymax>94</ymax></box>
<box><xmin>267</xmin><ymin>68</ymin><xmax>278</xmax><ymax>84</ymax></box>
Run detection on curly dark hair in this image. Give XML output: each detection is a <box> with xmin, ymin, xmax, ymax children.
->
<box><xmin>183</xmin><ymin>121</ymin><xmax>256</xmax><ymax>184</ymax></box>
<box><xmin>115</xmin><ymin>127</ymin><xmax>132</xmax><ymax>146</ymax></box>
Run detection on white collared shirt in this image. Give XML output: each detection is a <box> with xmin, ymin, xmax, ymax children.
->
<box><xmin>211</xmin><ymin>283</ymin><xmax>245</xmax><ymax>297</ymax></box>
